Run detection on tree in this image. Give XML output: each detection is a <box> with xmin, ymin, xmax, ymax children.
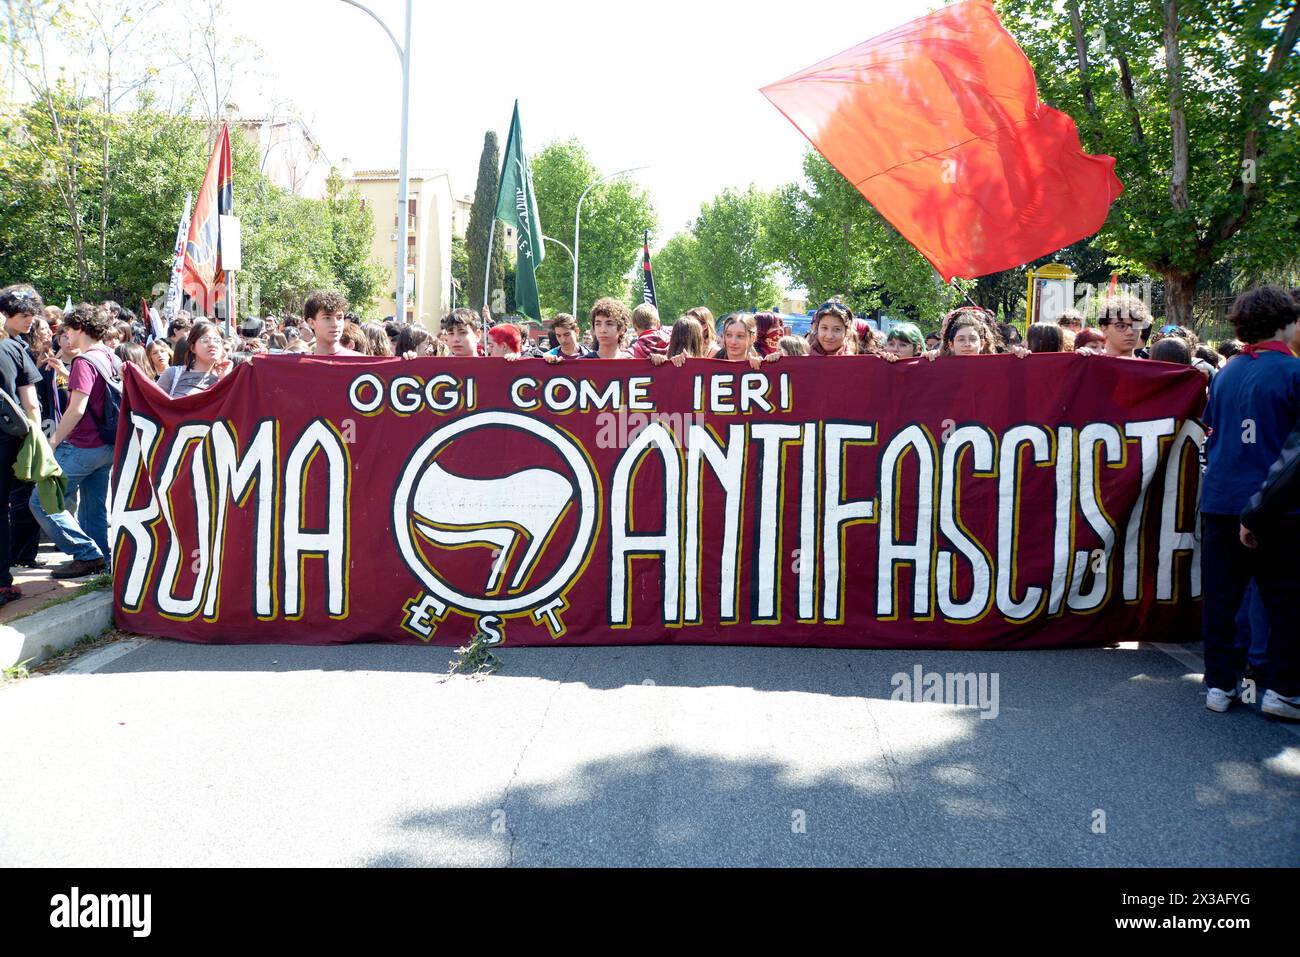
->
<box><xmin>1</xmin><ymin>0</ymin><xmax>379</xmax><ymax>314</ymax></box>
<box><xmin>997</xmin><ymin>0</ymin><xmax>1300</xmax><ymax>324</ymax></box>
<box><xmin>322</xmin><ymin>167</ymin><xmax>384</xmax><ymax>314</ymax></box>
<box><xmin>0</xmin><ymin>90</ymin><xmax>213</xmax><ymax>303</ymax></box>
<box><xmin>529</xmin><ymin>138</ymin><xmax>657</xmax><ymax>317</ymax></box>
<box><xmin>466</xmin><ymin>131</ymin><xmax>504</xmax><ymax>310</ymax></box>
<box><xmin>688</xmin><ymin>186</ymin><xmax>781</xmax><ymax>314</ymax></box>
<box><xmin>766</xmin><ymin>151</ymin><xmax>969</xmax><ymax>324</ymax></box>
<box><xmin>650</xmin><ymin>232</ymin><xmax>708</xmax><ymax>324</ymax></box>
<box><xmin>449</xmin><ymin>234</ymin><xmax>469</xmax><ymax>308</ymax></box>
<box><xmin>0</xmin><ymin>106</ymin><xmax>383</xmax><ymax>315</ymax></box>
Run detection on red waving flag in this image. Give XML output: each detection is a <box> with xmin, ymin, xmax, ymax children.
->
<box><xmin>760</xmin><ymin>0</ymin><xmax>1123</xmax><ymax>281</ymax></box>
<box><xmin>181</xmin><ymin>124</ymin><xmax>233</xmax><ymax>314</ymax></box>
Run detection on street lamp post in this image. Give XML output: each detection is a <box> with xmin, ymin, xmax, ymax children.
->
<box><xmin>338</xmin><ymin>0</ymin><xmax>411</xmax><ymax>323</ymax></box>
<box><xmin>543</xmin><ymin>235</ymin><xmax>575</xmax><ymax>272</ymax></box>
<box><xmin>571</xmin><ymin>166</ymin><xmax>650</xmax><ymax>316</ymax></box>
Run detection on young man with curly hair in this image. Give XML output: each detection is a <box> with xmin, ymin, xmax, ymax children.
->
<box><xmin>305</xmin><ymin>290</ymin><xmax>361</xmax><ymax>357</ymax></box>
<box><xmin>589</xmin><ymin>298</ymin><xmax>634</xmax><ymax>359</ymax></box>
<box><xmin>1096</xmin><ymin>293</ymin><xmax>1152</xmax><ymax>358</ymax></box>
<box><xmin>32</xmin><ymin>302</ymin><xmax>121</xmax><ymax>578</ymax></box>
<box><xmin>1200</xmin><ymin>285</ymin><xmax>1300</xmax><ymax>721</ymax></box>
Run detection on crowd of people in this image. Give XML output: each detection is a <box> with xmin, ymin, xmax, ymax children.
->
<box><xmin>0</xmin><ymin>279</ymin><xmax>1296</xmax><ymax>720</ymax></box>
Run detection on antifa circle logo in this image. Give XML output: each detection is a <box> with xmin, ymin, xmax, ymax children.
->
<box><xmin>186</xmin><ymin>214</ymin><xmax>220</xmax><ymax>285</ymax></box>
<box><xmin>392</xmin><ymin>411</ymin><xmax>598</xmax><ymax>643</ymax></box>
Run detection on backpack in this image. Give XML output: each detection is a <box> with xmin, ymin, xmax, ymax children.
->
<box><xmin>75</xmin><ymin>349</ymin><xmax>123</xmax><ymax>445</ymax></box>
<box><xmin>0</xmin><ymin>340</ymin><xmax>33</xmax><ymax>438</ymax></box>
<box><xmin>0</xmin><ymin>389</ymin><xmax>30</xmax><ymax>438</ymax></box>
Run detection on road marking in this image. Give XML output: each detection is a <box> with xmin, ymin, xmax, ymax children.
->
<box><xmin>1146</xmin><ymin>641</ymin><xmax>1300</xmax><ymax>740</ymax></box>
<box><xmin>64</xmin><ymin>639</ymin><xmax>149</xmax><ymax>675</ymax></box>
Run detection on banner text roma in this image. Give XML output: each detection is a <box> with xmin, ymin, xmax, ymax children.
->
<box><xmin>110</xmin><ymin>355</ymin><xmax>1206</xmax><ymax>649</ymax></box>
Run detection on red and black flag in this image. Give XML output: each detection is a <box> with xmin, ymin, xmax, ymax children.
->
<box><xmin>181</xmin><ymin>124</ymin><xmax>233</xmax><ymax>316</ymax></box>
<box><xmin>641</xmin><ymin>230</ymin><xmax>657</xmax><ymax>308</ymax></box>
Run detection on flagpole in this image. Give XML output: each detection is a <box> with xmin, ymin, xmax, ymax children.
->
<box><xmin>642</xmin><ymin>228</ymin><xmax>655</xmax><ymax>306</ymax></box>
<box><xmin>482</xmin><ymin>217</ymin><xmax>496</xmax><ymax>310</ymax></box>
<box><xmin>226</xmin><ymin>271</ymin><xmax>236</xmax><ymax>333</ymax></box>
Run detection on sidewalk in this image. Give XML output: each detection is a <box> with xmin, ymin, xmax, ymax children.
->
<box><xmin>1</xmin><ymin>542</ymin><xmax>114</xmax><ymax>672</ymax></box>
<box><xmin>1</xmin><ymin>542</ymin><xmax>104</xmax><ymax>625</ymax></box>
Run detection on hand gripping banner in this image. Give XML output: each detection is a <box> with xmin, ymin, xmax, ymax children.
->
<box><xmin>110</xmin><ymin>355</ymin><xmax>1206</xmax><ymax>649</ymax></box>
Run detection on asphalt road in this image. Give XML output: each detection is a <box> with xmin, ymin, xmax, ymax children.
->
<box><xmin>2</xmin><ymin>637</ymin><xmax>1297</xmax><ymax>867</ymax></box>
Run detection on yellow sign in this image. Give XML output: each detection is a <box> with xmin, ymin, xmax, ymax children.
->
<box><xmin>1026</xmin><ymin>264</ymin><xmax>1077</xmax><ymax>331</ymax></box>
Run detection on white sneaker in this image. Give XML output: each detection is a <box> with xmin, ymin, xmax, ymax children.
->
<box><xmin>1205</xmin><ymin>687</ymin><xmax>1238</xmax><ymax>713</ymax></box>
<box><xmin>1261</xmin><ymin>690</ymin><xmax>1300</xmax><ymax>721</ymax></box>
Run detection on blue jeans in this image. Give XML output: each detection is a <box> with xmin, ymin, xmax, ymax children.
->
<box><xmin>30</xmin><ymin>442</ymin><xmax>114</xmax><ymax>563</ymax></box>
<box><xmin>1233</xmin><ymin>581</ymin><xmax>1269</xmax><ymax>669</ymax></box>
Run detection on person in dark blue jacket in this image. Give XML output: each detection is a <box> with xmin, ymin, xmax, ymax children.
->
<box><xmin>1200</xmin><ymin>286</ymin><xmax>1300</xmax><ymax>720</ymax></box>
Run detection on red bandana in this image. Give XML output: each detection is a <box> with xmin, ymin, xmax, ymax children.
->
<box><xmin>1240</xmin><ymin>340</ymin><xmax>1295</xmax><ymax>359</ymax></box>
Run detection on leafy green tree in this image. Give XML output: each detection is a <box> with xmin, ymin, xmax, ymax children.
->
<box><xmin>0</xmin><ymin>85</ymin><xmax>109</xmax><ymax>298</ymax></box>
<box><xmin>102</xmin><ymin>99</ymin><xmax>210</xmax><ymax>303</ymax></box>
<box><xmin>230</xmin><ymin>126</ymin><xmax>333</xmax><ymax>314</ymax></box>
<box><xmin>649</xmin><ymin>232</ymin><xmax>708</xmax><ymax>324</ymax></box>
<box><xmin>449</xmin><ymin>234</ymin><xmax>469</xmax><ymax>308</ymax></box>
<box><xmin>1</xmin><ymin>104</ymin><xmax>385</xmax><ymax>316</ymax></box>
<box><xmin>686</xmin><ymin>185</ymin><xmax>781</xmax><ymax>314</ymax></box>
<box><xmin>766</xmin><ymin>151</ymin><xmax>967</xmax><ymax>324</ymax></box>
<box><xmin>0</xmin><ymin>90</ymin><xmax>211</xmax><ymax>303</ymax></box>
<box><xmin>997</xmin><ymin>0</ymin><xmax>1300</xmax><ymax>324</ymax></box>
<box><xmin>466</xmin><ymin>130</ymin><xmax>504</xmax><ymax>310</ymax></box>
<box><xmin>322</xmin><ymin>167</ymin><xmax>384</xmax><ymax>315</ymax></box>
<box><xmin>2</xmin><ymin>0</ymin><xmax>380</xmax><ymax>316</ymax></box>
<box><xmin>530</xmin><ymin>138</ymin><xmax>656</xmax><ymax>317</ymax></box>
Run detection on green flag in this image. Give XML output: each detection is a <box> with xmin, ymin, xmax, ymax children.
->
<box><xmin>495</xmin><ymin>101</ymin><xmax>545</xmax><ymax>321</ymax></box>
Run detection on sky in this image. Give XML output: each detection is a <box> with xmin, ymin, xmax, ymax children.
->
<box><xmin>218</xmin><ymin>0</ymin><xmax>941</xmax><ymax>244</ymax></box>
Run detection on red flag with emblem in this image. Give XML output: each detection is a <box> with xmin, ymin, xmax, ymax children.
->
<box><xmin>181</xmin><ymin>124</ymin><xmax>233</xmax><ymax>314</ymax></box>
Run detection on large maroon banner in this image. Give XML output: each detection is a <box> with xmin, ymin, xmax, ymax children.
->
<box><xmin>111</xmin><ymin>354</ymin><xmax>1206</xmax><ymax>649</ymax></box>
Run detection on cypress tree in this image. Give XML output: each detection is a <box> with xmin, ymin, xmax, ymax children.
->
<box><xmin>466</xmin><ymin>131</ymin><xmax>505</xmax><ymax>310</ymax></box>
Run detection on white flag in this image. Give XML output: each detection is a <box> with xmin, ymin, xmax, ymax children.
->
<box><xmin>161</xmin><ymin>192</ymin><xmax>192</xmax><ymax>336</ymax></box>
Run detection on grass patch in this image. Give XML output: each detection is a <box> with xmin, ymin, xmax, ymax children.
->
<box><xmin>448</xmin><ymin>631</ymin><xmax>503</xmax><ymax>677</ymax></box>
<box><xmin>3</xmin><ymin>659</ymin><xmax>32</xmax><ymax>683</ymax></box>
<box><xmin>1</xmin><ymin>631</ymin><xmax>120</xmax><ymax>689</ymax></box>
<box><xmin>29</xmin><ymin>628</ymin><xmax>128</xmax><ymax>676</ymax></box>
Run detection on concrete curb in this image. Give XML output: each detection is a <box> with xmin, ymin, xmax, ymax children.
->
<box><xmin>0</xmin><ymin>590</ymin><xmax>115</xmax><ymax>671</ymax></box>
